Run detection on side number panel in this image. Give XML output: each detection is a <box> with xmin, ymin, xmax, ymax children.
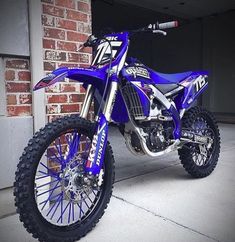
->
<box><xmin>194</xmin><ymin>75</ymin><xmax>207</xmax><ymax>92</ymax></box>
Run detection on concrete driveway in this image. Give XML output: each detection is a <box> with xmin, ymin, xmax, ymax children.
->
<box><xmin>0</xmin><ymin>123</ymin><xmax>234</xmax><ymax>242</ymax></box>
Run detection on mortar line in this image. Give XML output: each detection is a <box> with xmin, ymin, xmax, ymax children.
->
<box><xmin>112</xmin><ymin>195</ymin><xmax>221</xmax><ymax>242</ymax></box>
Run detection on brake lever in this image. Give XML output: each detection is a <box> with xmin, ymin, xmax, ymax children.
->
<box><xmin>152</xmin><ymin>30</ymin><xmax>167</xmax><ymax>36</ymax></box>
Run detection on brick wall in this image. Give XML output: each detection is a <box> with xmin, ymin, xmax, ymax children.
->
<box><xmin>5</xmin><ymin>58</ymin><xmax>32</xmax><ymax>117</ymax></box>
<box><xmin>41</xmin><ymin>0</ymin><xmax>93</xmax><ymax>122</ymax></box>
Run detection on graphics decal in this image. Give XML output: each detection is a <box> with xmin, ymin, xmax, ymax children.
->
<box><xmin>194</xmin><ymin>75</ymin><xmax>207</xmax><ymax>92</ymax></box>
<box><xmin>92</xmin><ymin>37</ymin><xmax>122</xmax><ymax>66</ymax></box>
<box><xmin>126</xmin><ymin>66</ymin><xmax>150</xmax><ymax>79</ymax></box>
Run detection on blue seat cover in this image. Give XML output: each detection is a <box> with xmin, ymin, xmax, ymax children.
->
<box><xmin>153</xmin><ymin>71</ymin><xmax>193</xmax><ymax>84</ymax></box>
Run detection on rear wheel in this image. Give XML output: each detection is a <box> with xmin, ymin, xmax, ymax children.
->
<box><xmin>178</xmin><ymin>107</ymin><xmax>220</xmax><ymax>178</ymax></box>
<box><xmin>14</xmin><ymin>115</ymin><xmax>115</xmax><ymax>242</ymax></box>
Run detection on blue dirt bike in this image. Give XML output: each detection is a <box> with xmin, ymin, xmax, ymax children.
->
<box><xmin>14</xmin><ymin>21</ymin><xmax>220</xmax><ymax>242</ymax></box>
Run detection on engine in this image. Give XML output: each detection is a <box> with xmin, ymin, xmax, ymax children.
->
<box><xmin>127</xmin><ymin>121</ymin><xmax>172</xmax><ymax>153</ymax></box>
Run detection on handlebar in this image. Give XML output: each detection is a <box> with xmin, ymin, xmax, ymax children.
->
<box><xmin>131</xmin><ymin>20</ymin><xmax>178</xmax><ymax>35</ymax></box>
<box><xmin>158</xmin><ymin>21</ymin><xmax>178</xmax><ymax>30</ymax></box>
<box><xmin>82</xmin><ymin>20</ymin><xmax>179</xmax><ymax>48</ymax></box>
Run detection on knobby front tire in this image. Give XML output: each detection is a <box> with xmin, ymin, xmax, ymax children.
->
<box><xmin>14</xmin><ymin>115</ymin><xmax>115</xmax><ymax>242</ymax></box>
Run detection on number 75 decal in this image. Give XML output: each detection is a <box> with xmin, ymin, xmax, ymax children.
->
<box><xmin>194</xmin><ymin>76</ymin><xmax>207</xmax><ymax>92</ymax></box>
<box><xmin>92</xmin><ymin>40</ymin><xmax>122</xmax><ymax>65</ymax></box>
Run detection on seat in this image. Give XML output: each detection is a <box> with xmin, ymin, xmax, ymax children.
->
<box><xmin>153</xmin><ymin>71</ymin><xmax>193</xmax><ymax>84</ymax></box>
<box><xmin>155</xmin><ymin>83</ymin><xmax>180</xmax><ymax>94</ymax></box>
<box><xmin>150</xmin><ymin>70</ymin><xmax>193</xmax><ymax>94</ymax></box>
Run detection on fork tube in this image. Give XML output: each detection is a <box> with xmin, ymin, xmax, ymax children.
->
<box><xmin>80</xmin><ymin>84</ymin><xmax>95</xmax><ymax>118</ymax></box>
<box><xmin>102</xmin><ymin>81</ymin><xmax>118</xmax><ymax>122</ymax></box>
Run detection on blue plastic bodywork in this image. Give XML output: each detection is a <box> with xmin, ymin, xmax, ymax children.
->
<box><xmin>33</xmin><ymin>31</ymin><xmax>209</xmax><ymax>174</ymax></box>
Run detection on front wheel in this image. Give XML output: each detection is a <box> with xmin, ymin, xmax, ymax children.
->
<box><xmin>178</xmin><ymin>107</ymin><xmax>220</xmax><ymax>178</ymax></box>
<box><xmin>14</xmin><ymin>115</ymin><xmax>115</xmax><ymax>242</ymax></box>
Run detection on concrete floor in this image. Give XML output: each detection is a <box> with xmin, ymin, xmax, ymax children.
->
<box><xmin>0</xmin><ymin>123</ymin><xmax>234</xmax><ymax>242</ymax></box>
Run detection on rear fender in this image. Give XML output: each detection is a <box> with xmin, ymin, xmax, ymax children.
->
<box><xmin>33</xmin><ymin>67</ymin><xmax>106</xmax><ymax>91</ymax></box>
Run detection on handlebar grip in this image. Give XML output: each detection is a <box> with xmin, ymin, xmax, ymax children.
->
<box><xmin>159</xmin><ymin>21</ymin><xmax>178</xmax><ymax>30</ymax></box>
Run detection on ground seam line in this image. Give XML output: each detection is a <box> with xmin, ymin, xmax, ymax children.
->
<box><xmin>112</xmin><ymin>195</ymin><xmax>221</xmax><ymax>242</ymax></box>
<box><xmin>114</xmin><ymin>162</ymin><xmax>181</xmax><ymax>184</ymax></box>
<box><xmin>0</xmin><ymin>212</ymin><xmax>17</xmax><ymax>220</ymax></box>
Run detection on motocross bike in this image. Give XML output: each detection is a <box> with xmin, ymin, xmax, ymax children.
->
<box><xmin>14</xmin><ymin>21</ymin><xmax>220</xmax><ymax>242</ymax></box>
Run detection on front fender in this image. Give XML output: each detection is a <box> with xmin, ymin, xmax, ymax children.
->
<box><xmin>33</xmin><ymin>66</ymin><xmax>107</xmax><ymax>91</ymax></box>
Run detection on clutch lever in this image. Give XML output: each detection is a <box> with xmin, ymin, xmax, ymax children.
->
<box><xmin>152</xmin><ymin>30</ymin><xmax>167</xmax><ymax>36</ymax></box>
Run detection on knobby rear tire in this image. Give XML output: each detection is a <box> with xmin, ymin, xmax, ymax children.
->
<box><xmin>178</xmin><ymin>106</ymin><xmax>220</xmax><ymax>178</ymax></box>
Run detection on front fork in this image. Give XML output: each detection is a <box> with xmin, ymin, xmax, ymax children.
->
<box><xmin>81</xmin><ymin>82</ymin><xmax>118</xmax><ymax>175</ymax></box>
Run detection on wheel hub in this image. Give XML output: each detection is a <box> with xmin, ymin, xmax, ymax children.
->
<box><xmin>61</xmin><ymin>156</ymin><xmax>93</xmax><ymax>203</ymax></box>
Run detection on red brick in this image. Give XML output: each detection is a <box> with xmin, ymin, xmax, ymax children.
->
<box><xmin>77</xmin><ymin>2</ymin><xmax>90</xmax><ymax>13</ymax></box>
<box><xmin>42</xmin><ymin>4</ymin><xmax>65</xmax><ymax>17</ymax></box>
<box><xmin>58</xmin><ymin>62</ymin><xmax>79</xmax><ymax>68</ymax></box>
<box><xmin>5</xmin><ymin>70</ymin><xmax>15</xmax><ymax>81</ymax></box>
<box><xmin>48</xmin><ymin>115</ymin><xmax>63</xmax><ymax>122</ymax></box>
<box><xmin>57</xmin><ymin>41</ymin><xmax>77</xmax><ymax>51</ymax></box>
<box><xmin>44</xmin><ymin>50</ymin><xmax>67</xmax><ymax>61</ymax></box>
<box><xmin>68</xmin><ymin>53</ymin><xmax>89</xmax><ymax>63</ymax></box>
<box><xmin>7</xmin><ymin>106</ymin><xmax>31</xmax><ymax>116</ymax></box>
<box><xmin>18</xmin><ymin>71</ymin><xmax>31</xmax><ymax>81</ymax></box>
<box><xmin>43</xmin><ymin>39</ymin><xmax>56</xmax><ymax>49</ymax></box>
<box><xmin>90</xmin><ymin>104</ymin><xmax>94</xmax><ymax>111</ymax></box>
<box><xmin>79</xmin><ymin>63</ymin><xmax>90</xmax><ymax>68</ymax></box>
<box><xmin>47</xmin><ymin>104</ymin><xmax>60</xmax><ymax>114</ymax></box>
<box><xmin>46</xmin><ymin>85</ymin><xmax>60</xmax><ymax>93</ymax></box>
<box><xmin>19</xmin><ymin>94</ymin><xmax>32</xmax><ymax>104</ymax></box>
<box><xmin>47</xmin><ymin>94</ymin><xmax>67</xmax><ymax>103</ymax></box>
<box><xmin>6</xmin><ymin>82</ymin><xmax>30</xmax><ymax>93</ymax></box>
<box><xmin>61</xmin><ymin>104</ymin><xmax>79</xmax><ymax>113</ymax></box>
<box><xmin>77</xmin><ymin>22</ymin><xmax>91</xmax><ymax>34</ymax></box>
<box><xmin>7</xmin><ymin>95</ymin><xmax>17</xmax><ymax>105</ymax></box>
<box><xmin>42</xmin><ymin>0</ymin><xmax>54</xmax><ymax>3</ymax></box>
<box><xmin>66</xmin><ymin>9</ymin><xmax>88</xmax><ymax>22</ymax></box>
<box><xmin>55</xmin><ymin>0</ymin><xmax>75</xmax><ymax>9</ymax></box>
<box><xmin>69</xmin><ymin>94</ymin><xmax>84</xmax><ymax>102</ymax></box>
<box><xmin>80</xmin><ymin>85</ymin><xmax>86</xmax><ymax>93</ymax></box>
<box><xmin>44</xmin><ymin>28</ymin><xmax>65</xmax><ymax>39</ymax></box>
<box><xmin>60</xmin><ymin>83</ymin><xmax>79</xmax><ymax>92</ymax></box>
<box><xmin>80</xmin><ymin>46</ymin><xmax>92</xmax><ymax>54</ymax></box>
<box><xmin>67</xmin><ymin>31</ymin><xmax>88</xmax><ymax>42</ymax></box>
<box><xmin>56</xmin><ymin>19</ymin><xmax>76</xmax><ymax>30</ymax></box>
<box><xmin>6</xmin><ymin>60</ymin><xmax>29</xmax><ymax>69</ymax></box>
<box><xmin>44</xmin><ymin>61</ymin><xmax>56</xmax><ymax>71</ymax></box>
<box><xmin>67</xmin><ymin>53</ymin><xmax>78</xmax><ymax>62</ymax></box>
<box><xmin>42</xmin><ymin>15</ymin><xmax>55</xmax><ymax>27</ymax></box>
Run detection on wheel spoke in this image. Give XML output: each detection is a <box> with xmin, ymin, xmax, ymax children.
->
<box><xmin>66</xmin><ymin>132</ymin><xmax>80</xmax><ymax>162</ymax></box>
<box><xmin>36</xmin><ymin>174</ymin><xmax>51</xmax><ymax>180</ymax></box>
<box><xmin>57</xmin><ymin>200</ymin><xmax>71</xmax><ymax>223</ymax></box>
<box><xmin>36</xmin><ymin>178</ymin><xmax>59</xmax><ymax>189</ymax></box>
<box><xmin>81</xmin><ymin>194</ymin><xmax>89</xmax><ymax>208</ymax></box>
<box><xmin>46</xmin><ymin>192</ymin><xmax>62</xmax><ymax>218</ymax></box>
<box><xmin>68</xmin><ymin>202</ymin><xmax>72</xmax><ymax>224</ymax></box>
<box><xmin>77</xmin><ymin>202</ymin><xmax>84</xmax><ymax>219</ymax></box>
<box><xmin>38</xmin><ymin>170</ymin><xmax>58</xmax><ymax>179</ymax></box>
<box><xmin>39</xmin><ymin>192</ymin><xmax>61</xmax><ymax>206</ymax></box>
<box><xmin>72</xmin><ymin>202</ymin><xmax>75</xmax><ymax>221</ymax></box>
<box><xmin>39</xmin><ymin>181</ymin><xmax>61</xmax><ymax>210</ymax></box>
<box><xmin>39</xmin><ymin>162</ymin><xmax>59</xmax><ymax>177</ymax></box>
<box><xmin>37</xmin><ymin>184</ymin><xmax>61</xmax><ymax>197</ymax></box>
